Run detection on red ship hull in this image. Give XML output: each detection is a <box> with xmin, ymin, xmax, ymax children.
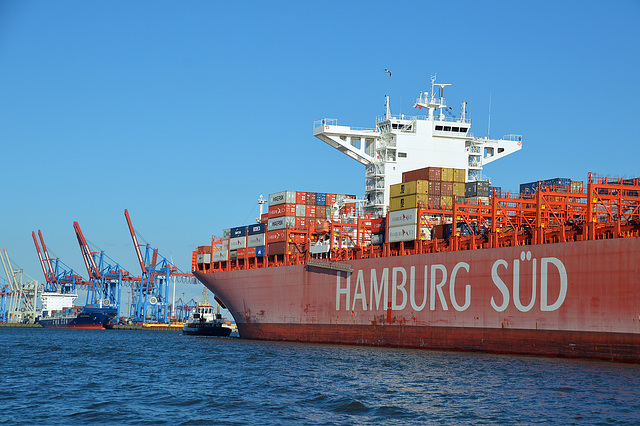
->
<box><xmin>194</xmin><ymin>237</ymin><xmax>640</xmax><ymax>363</ymax></box>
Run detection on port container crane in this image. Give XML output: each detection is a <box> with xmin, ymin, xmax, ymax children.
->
<box><xmin>73</xmin><ymin>221</ymin><xmax>138</xmax><ymax>321</ymax></box>
<box><xmin>0</xmin><ymin>248</ymin><xmax>39</xmax><ymax>323</ymax></box>
<box><xmin>125</xmin><ymin>209</ymin><xmax>193</xmax><ymax>324</ymax></box>
<box><xmin>32</xmin><ymin>230</ymin><xmax>84</xmax><ymax>294</ymax></box>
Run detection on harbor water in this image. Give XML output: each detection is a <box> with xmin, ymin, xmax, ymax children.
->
<box><xmin>1</xmin><ymin>328</ymin><xmax>639</xmax><ymax>424</ymax></box>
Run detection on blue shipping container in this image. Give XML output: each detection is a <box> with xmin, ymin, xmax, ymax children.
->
<box><xmin>230</xmin><ymin>226</ymin><xmax>247</xmax><ymax>237</ymax></box>
<box><xmin>247</xmin><ymin>223</ymin><xmax>267</xmax><ymax>235</ymax></box>
<box><xmin>255</xmin><ymin>246</ymin><xmax>265</xmax><ymax>257</ymax></box>
<box><xmin>316</xmin><ymin>193</ymin><xmax>327</xmax><ymax>206</ymax></box>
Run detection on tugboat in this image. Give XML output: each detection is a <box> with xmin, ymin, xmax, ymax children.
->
<box><xmin>182</xmin><ymin>292</ymin><xmax>232</xmax><ymax>336</ymax></box>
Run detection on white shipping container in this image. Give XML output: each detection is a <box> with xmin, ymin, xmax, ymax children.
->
<box><xmin>388</xmin><ymin>208</ymin><xmax>418</xmax><ymax>227</ymax></box>
<box><xmin>388</xmin><ymin>224</ymin><xmax>417</xmax><ymax>243</ymax></box>
<box><xmin>247</xmin><ymin>233</ymin><xmax>266</xmax><ymax>248</ymax></box>
<box><xmin>197</xmin><ymin>253</ymin><xmax>211</xmax><ymax>264</ymax></box>
<box><xmin>296</xmin><ymin>204</ymin><xmax>306</xmax><ymax>217</ymax></box>
<box><xmin>269</xmin><ymin>191</ymin><xmax>297</xmax><ymax>206</ymax></box>
<box><xmin>229</xmin><ymin>236</ymin><xmax>247</xmax><ymax>250</ymax></box>
<box><xmin>222</xmin><ymin>228</ymin><xmax>230</xmax><ymax>238</ymax></box>
<box><xmin>211</xmin><ymin>250</ymin><xmax>228</xmax><ymax>262</ymax></box>
<box><xmin>268</xmin><ymin>216</ymin><xmax>296</xmax><ymax>230</ymax></box>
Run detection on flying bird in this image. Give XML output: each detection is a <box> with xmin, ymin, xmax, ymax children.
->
<box><xmin>384</xmin><ymin>69</ymin><xmax>392</xmax><ymax>77</ymax></box>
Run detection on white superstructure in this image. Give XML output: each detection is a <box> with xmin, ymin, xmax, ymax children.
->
<box><xmin>313</xmin><ymin>75</ymin><xmax>522</xmax><ymax>216</ymax></box>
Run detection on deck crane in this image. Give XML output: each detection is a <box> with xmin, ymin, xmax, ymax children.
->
<box><xmin>73</xmin><ymin>221</ymin><xmax>137</xmax><ymax>321</ymax></box>
<box><xmin>0</xmin><ymin>248</ymin><xmax>39</xmax><ymax>323</ymax></box>
<box><xmin>124</xmin><ymin>209</ymin><xmax>194</xmax><ymax>324</ymax></box>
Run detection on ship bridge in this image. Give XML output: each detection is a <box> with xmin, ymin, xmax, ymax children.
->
<box><xmin>313</xmin><ymin>76</ymin><xmax>522</xmax><ymax>216</ymax></box>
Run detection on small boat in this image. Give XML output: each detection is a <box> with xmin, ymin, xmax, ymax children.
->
<box><xmin>182</xmin><ymin>303</ymin><xmax>232</xmax><ymax>336</ymax></box>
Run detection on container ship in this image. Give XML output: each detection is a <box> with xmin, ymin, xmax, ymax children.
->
<box><xmin>36</xmin><ymin>291</ymin><xmax>117</xmax><ymax>329</ymax></box>
<box><xmin>192</xmin><ymin>76</ymin><xmax>640</xmax><ymax>363</ymax></box>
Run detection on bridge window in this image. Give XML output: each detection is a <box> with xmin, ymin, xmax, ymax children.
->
<box><xmin>398</xmin><ymin>152</ymin><xmax>407</xmax><ymax>158</ymax></box>
<box><xmin>435</xmin><ymin>125</ymin><xmax>443</xmax><ymax>131</ymax></box>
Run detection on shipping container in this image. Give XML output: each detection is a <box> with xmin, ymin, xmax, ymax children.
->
<box><xmin>441</xmin><ymin>168</ymin><xmax>454</xmax><ymax>182</ymax></box>
<box><xmin>306</xmin><ymin>192</ymin><xmax>317</xmax><ymax>205</ymax></box>
<box><xmin>466</xmin><ymin>181</ymin><xmax>491</xmax><ymax>197</ymax></box>
<box><xmin>388</xmin><ymin>224</ymin><xmax>417</xmax><ymax>243</ymax></box>
<box><xmin>316</xmin><ymin>207</ymin><xmax>326</xmax><ymax>219</ymax></box>
<box><xmin>268</xmin><ymin>203</ymin><xmax>297</xmax><ymax>218</ymax></box>
<box><xmin>255</xmin><ymin>246</ymin><xmax>265</xmax><ymax>257</ymax></box>
<box><xmin>390</xmin><ymin>180</ymin><xmax>429</xmax><ymax>198</ymax></box>
<box><xmin>247</xmin><ymin>233</ymin><xmax>266</xmax><ymax>248</ymax></box>
<box><xmin>453</xmin><ymin>168</ymin><xmax>466</xmax><ymax>183</ymax></box>
<box><xmin>260</xmin><ymin>213</ymin><xmax>269</xmax><ymax>223</ymax></box>
<box><xmin>402</xmin><ymin>166</ymin><xmax>441</xmax><ymax>182</ymax></box>
<box><xmin>267</xmin><ymin>216</ymin><xmax>296</xmax><ymax>231</ymax></box>
<box><xmin>440</xmin><ymin>195</ymin><xmax>453</xmax><ymax>209</ymax></box>
<box><xmin>316</xmin><ymin>193</ymin><xmax>327</xmax><ymax>206</ymax></box>
<box><xmin>295</xmin><ymin>204</ymin><xmax>306</xmax><ymax>217</ymax></box>
<box><xmin>305</xmin><ymin>205</ymin><xmax>317</xmax><ymax>218</ymax></box>
<box><xmin>453</xmin><ymin>182</ymin><xmax>465</xmax><ymax>197</ymax></box>
<box><xmin>296</xmin><ymin>191</ymin><xmax>307</xmax><ymax>204</ymax></box>
<box><xmin>441</xmin><ymin>182</ymin><xmax>453</xmax><ymax>196</ymax></box>
<box><xmin>371</xmin><ymin>218</ymin><xmax>385</xmax><ymax>234</ymax></box>
<box><xmin>295</xmin><ymin>217</ymin><xmax>307</xmax><ymax>229</ymax></box>
<box><xmin>267</xmin><ymin>242</ymin><xmax>302</xmax><ymax>256</ymax></box>
<box><xmin>428</xmin><ymin>195</ymin><xmax>441</xmax><ymax>206</ymax></box>
<box><xmin>269</xmin><ymin>191</ymin><xmax>296</xmax><ymax>206</ymax></box>
<box><xmin>266</xmin><ymin>229</ymin><xmax>287</xmax><ymax>243</ymax></box>
<box><xmin>247</xmin><ymin>223</ymin><xmax>267</xmax><ymax>235</ymax></box>
<box><xmin>491</xmin><ymin>186</ymin><xmax>502</xmax><ymax>198</ymax></box>
<box><xmin>326</xmin><ymin>193</ymin><xmax>337</xmax><ymax>205</ymax></box>
<box><xmin>237</xmin><ymin>248</ymin><xmax>246</xmax><ymax>258</ymax></box>
<box><xmin>429</xmin><ymin>181</ymin><xmax>441</xmax><ymax>196</ymax></box>
<box><xmin>389</xmin><ymin>194</ymin><xmax>429</xmax><ymax>211</ymax></box>
<box><xmin>196</xmin><ymin>253</ymin><xmax>211</xmax><ymax>264</ymax></box>
<box><xmin>388</xmin><ymin>208</ymin><xmax>418</xmax><ymax>227</ymax></box>
<box><xmin>230</xmin><ymin>226</ymin><xmax>246</xmax><ymax>237</ymax></box>
<box><xmin>570</xmin><ymin>181</ymin><xmax>583</xmax><ymax>194</ymax></box>
<box><xmin>246</xmin><ymin>247</ymin><xmax>256</xmax><ymax>258</ymax></box>
<box><xmin>229</xmin><ymin>236</ymin><xmax>247</xmax><ymax>250</ymax></box>
<box><xmin>222</xmin><ymin>229</ymin><xmax>231</xmax><ymax>239</ymax></box>
<box><xmin>229</xmin><ymin>250</ymin><xmax>237</xmax><ymax>260</ymax></box>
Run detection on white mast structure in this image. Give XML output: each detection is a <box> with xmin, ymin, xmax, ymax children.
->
<box><xmin>313</xmin><ymin>75</ymin><xmax>522</xmax><ymax>216</ymax></box>
<box><xmin>0</xmin><ymin>248</ymin><xmax>39</xmax><ymax>323</ymax></box>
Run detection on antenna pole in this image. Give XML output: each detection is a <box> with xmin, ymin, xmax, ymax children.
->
<box><xmin>488</xmin><ymin>92</ymin><xmax>492</xmax><ymax>138</ymax></box>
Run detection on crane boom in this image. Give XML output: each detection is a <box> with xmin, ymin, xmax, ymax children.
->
<box><xmin>124</xmin><ymin>209</ymin><xmax>147</xmax><ymax>275</ymax></box>
<box><xmin>73</xmin><ymin>221</ymin><xmax>102</xmax><ymax>280</ymax></box>
<box><xmin>32</xmin><ymin>231</ymin><xmax>53</xmax><ymax>286</ymax></box>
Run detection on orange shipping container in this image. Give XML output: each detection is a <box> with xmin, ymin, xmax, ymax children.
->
<box><xmin>296</xmin><ymin>191</ymin><xmax>307</xmax><ymax>204</ymax></box>
<box><xmin>306</xmin><ymin>205</ymin><xmax>317</xmax><ymax>218</ymax></box>
<box><xmin>266</xmin><ymin>229</ymin><xmax>286</xmax><ymax>243</ymax></box>
<box><xmin>295</xmin><ymin>217</ymin><xmax>307</xmax><ymax>229</ymax></box>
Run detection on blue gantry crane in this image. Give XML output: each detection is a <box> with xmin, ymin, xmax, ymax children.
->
<box><xmin>73</xmin><ymin>221</ymin><xmax>138</xmax><ymax>321</ymax></box>
<box><xmin>33</xmin><ymin>230</ymin><xmax>84</xmax><ymax>294</ymax></box>
<box><xmin>124</xmin><ymin>209</ymin><xmax>193</xmax><ymax>324</ymax></box>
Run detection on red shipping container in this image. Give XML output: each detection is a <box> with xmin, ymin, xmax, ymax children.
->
<box><xmin>267</xmin><ymin>242</ymin><xmax>302</xmax><ymax>256</ymax></box>
<box><xmin>371</xmin><ymin>218</ymin><xmax>385</xmax><ymax>234</ymax></box>
<box><xmin>441</xmin><ymin>181</ymin><xmax>453</xmax><ymax>196</ymax></box>
<box><xmin>306</xmin><ymin>192</ymin><xmax>317</xmax><ymax>205</ymax></box>
<box><xmin>289</xmin><ymin>233</ymin><xmax>307</xmax><ymax>244</ymax></box>
<box><xmin>260</xmin><ymin>213</ymin><xmax>269</xmax><ymax>223</ymax></box>
<box><xmin>403</xmin><ymin>166</ymin><xmax>442</xmax><ymax>182</ymax></box>
<box><xmin>428</xmin><ymin>195</ymin><xmax>441</xmax><ymax>206</ymax></box>
<box><xmin>316</xmin><ymin>207</ymin><xmax>326</xmax><ymax>219</ymax></box>
<box><xmin>326</xmin><ymin>193</ymin><xmax>336</xmax><ymax>205</ymax></box>
<box><xmin>295</xmin><ymin>217</ymin><xmax>307</xmax><ymax>229</ymax></box>
<box><xmin>246</xmin><ymin>247</ymin><xmax>256</xmax><ymax>258</ymax></box>
<box><xmin>296</xmin><ymin>191</ymin><xmax>307</xmax><ymax>204</ymax></box>
<box><xmin>237</xmin><ymin>248</ymin><xmax>246</xmax><ymax>258</ymax></box>
<box><xmin>429</xmin><ymin>181</ymin><xmax>441</xmax><ymax>196</ymax></box>
<box><xmin>268</xmin><ymin>203</ymin><xmax>296</xmax><ymax>218</ymax></box>
<box><xmin>305</xmin><ymin>205</ymin><xmax>317</xmax><ymax>218</ymax></box>
<box><xmin>266</xmin><ymin>229</ymin><xmax>286</xmax><ymax>243</ymax></box>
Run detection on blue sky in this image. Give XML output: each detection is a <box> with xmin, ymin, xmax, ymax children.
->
<box><xmin>1</xmin><ymin>1</ymin><xmax>638</xmax><ymax>303</ymax></box>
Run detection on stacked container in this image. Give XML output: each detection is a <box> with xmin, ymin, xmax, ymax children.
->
<box><xmin>266</xmin><ymin>190</ymin><xmax>354</xmax><ymax>255</ymax></box>
<box><xmin>519</xmin><ymin>178</ymin><xmax>578</xmax><ymax>196</ymax></box>
<box><xmin>400</xmin><ymin>166</ymin><xmax>466</xmax><ymax>209</ymax></box>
